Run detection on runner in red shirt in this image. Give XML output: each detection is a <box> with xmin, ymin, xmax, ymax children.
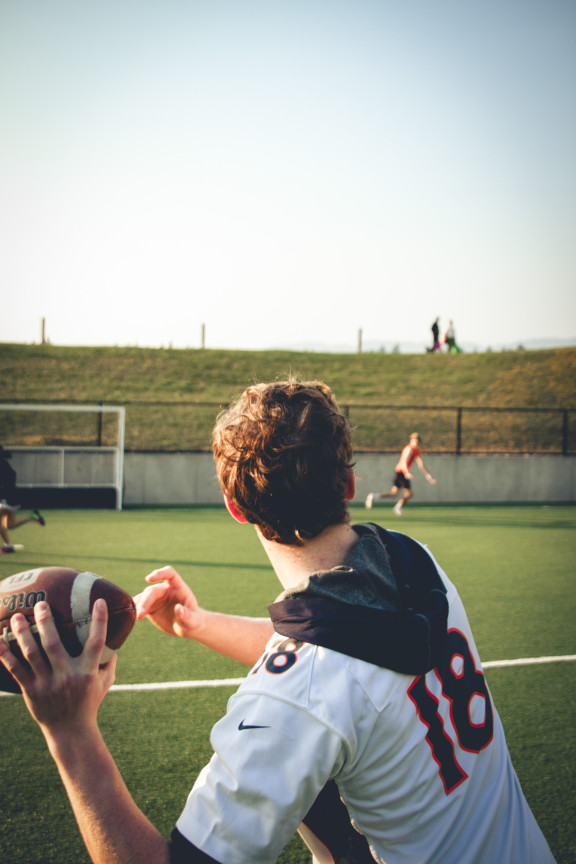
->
<box><xmin>365</xmin><ymin>432</ymin><xmax>436</xmax><ymax>516</ymax></box>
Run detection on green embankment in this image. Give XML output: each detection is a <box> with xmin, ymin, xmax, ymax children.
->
<box><xmin>1</xmin><ymin>343</ymin><xmax>574</xmax><ymax>451</ymax></box>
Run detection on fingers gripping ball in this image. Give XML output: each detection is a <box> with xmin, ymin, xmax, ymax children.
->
<box><xmin>0</xmin><ymin>567</ymin><xmax>136</xmax><ymax>693</ymax></box>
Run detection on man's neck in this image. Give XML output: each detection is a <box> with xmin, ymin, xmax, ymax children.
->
<box><xmin>257</xmin><ymin>521</ymin><xmax>360</xmax><ymax>592</ymax></box>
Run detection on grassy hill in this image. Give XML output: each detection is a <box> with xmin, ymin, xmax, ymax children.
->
<box><xmin>1</xmin><ymin>343</ymin><xmax>575</xmax><ymax>451</ymax></box>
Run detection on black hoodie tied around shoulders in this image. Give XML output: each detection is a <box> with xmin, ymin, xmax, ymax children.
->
<box><xmin>268</xmin><ymin>523</ymin><xmax>449</xmax><ymax>677</ymax></box>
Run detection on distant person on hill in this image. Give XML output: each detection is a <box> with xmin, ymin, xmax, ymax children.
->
<box><xmin>427</xmin><ymin>317</ymin><xmax>441</xmax><ymax>352</ymax></box>
<box><xmin>365</xmin><ymin>432</ymin><xmax>436</xmax><ymax>515</ymax></box>
<box><xmin>0</xmin><ymin>445</ymin><xmax>46</xmax><ymax>553</ymax></box>
<box><xmin>444</xmin><ymin>320</ymin><xmax>462</xmax><ymax>353</ymax></box>
<box><xmin>0</xmin><ymin>379</ymin><xmax>555</xmax><ymax>864</ymax></box>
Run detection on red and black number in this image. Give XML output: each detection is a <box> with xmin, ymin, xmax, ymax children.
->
<box><xmin>408</xmin><ymin>629</ymin><xmax>494</xmax><ymax>794</ymax></box>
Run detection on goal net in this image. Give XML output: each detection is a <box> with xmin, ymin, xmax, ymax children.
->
<box><xmin>0</xmin><ymin>404</ymin><xmax>125</xmax><ymax>510</ymax></box>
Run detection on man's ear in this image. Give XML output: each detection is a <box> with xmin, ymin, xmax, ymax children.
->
<box><xmin>345</xmin><ymin>469</ymin><xmax>356</xmax><ymax>501</ymax></box>
<box><xmin>225</xmin><ymin>497</ymin><xmax>248</xmax><ymax>523</ymax></box>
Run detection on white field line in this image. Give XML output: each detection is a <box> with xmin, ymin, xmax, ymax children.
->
<box><xmin>111</xmin><ymin>677</ymin><xmax>246</xmax><ymax>692</ymax></box>
<box><xmin>2</xmin><ymin>655</ymin><xmax>575</xmax><ymax>697</ymax></box>
<box><xmin>108</xmin><ymin>654</ymin><xmax>576</xmax><ymax>692</ymax></box>
<box><xmin>482</xmin><ymin>654</ymin><xmax>576</xmax><ymax>669</ymax></box>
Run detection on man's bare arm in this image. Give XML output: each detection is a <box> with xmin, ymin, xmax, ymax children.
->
<box><xmin>0</xmin><ymin>601</ymin><xmax>170</xmax><ymax>864</ymax></box>
<box><xmin>135</xmin><ymin>566</ymin><xmax>274</xmax><ymax>667</ymax></box>
<box><xmin>46</xmin><ymin>723</ymin><xmax>169</xmax><ymax>864</ymax></box>
<box><xmin>415</xmin><ymin>456</ymin><xmax>436</xmax><ymax>484</ymax></box>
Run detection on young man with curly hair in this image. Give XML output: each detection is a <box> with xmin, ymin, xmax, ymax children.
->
<box><xmin>0</xmin><ymin>379</ymin><xmax>555</xmax><ymax>864</ymax></box>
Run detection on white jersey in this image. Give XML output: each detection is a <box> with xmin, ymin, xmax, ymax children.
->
<box><xmin>175</xmin><ymin>547</ymin><xmax>555</xmax><ymax>864</ymax></box>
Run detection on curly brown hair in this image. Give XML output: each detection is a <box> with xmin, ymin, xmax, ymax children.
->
<box><xmin>212</xmin><ymin>379</ymin><xmax>354</xmax><ymax>545</ymax></box>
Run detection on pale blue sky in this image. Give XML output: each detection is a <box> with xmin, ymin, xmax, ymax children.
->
<box><xmin>1</xmin><ymin>0</ymin><xmax>575</xmax><ymax>351</ymax></box>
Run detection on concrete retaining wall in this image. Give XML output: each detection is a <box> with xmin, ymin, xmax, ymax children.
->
<box><xmin>124</xmin><ymin>452</ymin><xmax>576</xmax><ymax>506</ymax></box>
<box><xmin>352</xmin><ymin>453</ymin><xmax>576</xmax><ymax>506</ymax></box>
<box><xmin>10</xmin><ymin>449</ymin><xmax>576</xmax><ymax>507</ymax></box>
<box><xmin>125</xmin><ymin>452</ymin><xmax>222</xmax><ymax>506</ymax></box>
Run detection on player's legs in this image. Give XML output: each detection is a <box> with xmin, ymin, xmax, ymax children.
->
<box><xmin>365</xmin><ymin>486</ymin><xmax>398</xmax><ymax>508</ymax></box>
<box><xmin>380</xmin><ymin>486</ymin><xmax>399</xmax><ymax>498</ymax></box>
<box><xmin>6</xmin><ymin>513</ymin><xmax>33</xmax><ymax>529</ymax></box>
<box><xmin>0</xmin><ymin>510</ymin><xmax>13</xmax><ymax>551</ymax></box>
<box><xmin>365</xmin><ymin>475</ymin><xmax>401</xmax><ymax>509</ymax></box>
<box><xmin>394</xmin><ymin>486</ymin><xmax>412</xmax><ymax>516</ymax></box>
<box><xmin>6</xmin><ymin>510</ymin><xmax>45</xmax><ymax>529</ymax></box>
<box><xmin>1</xmin><ymin>508</ymin><xmax>45</xmax><ymax>551</ymax></box>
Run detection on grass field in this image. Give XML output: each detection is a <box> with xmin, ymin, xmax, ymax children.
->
<box><xmin>3</xmin><ymin>343</ymin><xmax>576</xmax><ymax>408</ymax></box>
<box><xmin>1</xmin><ymin>343</ymin><xmax>575</xmax><ymax>450</ymax></box>
<box><xmin>0</xmin><ymin>504</ymin><xmax>575</xmax><ymax>864</ymax></box>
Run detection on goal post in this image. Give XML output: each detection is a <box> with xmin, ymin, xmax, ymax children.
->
<box><xmin>0</xmin><ymin>404</ymin><xmax>126</xmax><ymax>510</ymax></box>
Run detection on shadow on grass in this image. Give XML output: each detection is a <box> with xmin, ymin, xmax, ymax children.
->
<box><xmin>351</xmin><ymin>508</ymin><xmax>574</xmax><ymax>532</ymax></box>
<box><xmin>36</xmin><ymin>553</ymin><xmax>273</xmax><ymax>571</ymax></box>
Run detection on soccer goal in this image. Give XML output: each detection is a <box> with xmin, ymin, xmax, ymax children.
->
<box><xmin>0</xmin><ymin>404</ymin><xmax>125</xmax><ymax>510</ymax></box>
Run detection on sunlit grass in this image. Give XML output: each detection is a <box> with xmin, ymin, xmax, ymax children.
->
<box><xmin>0</xmin><ymin>505</ymin><xmax>574</xmax><ymax>863</ymax></box>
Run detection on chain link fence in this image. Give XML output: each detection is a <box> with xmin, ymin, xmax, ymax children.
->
<box><xmin>341</xmin><ymin>404</ymin><xmax>575</xmax><ymax>454</ymax></box>
<box><xmin>1</xmin><ymin>401</ymin><xmax>574</xmax><ymax>454</ymax></box>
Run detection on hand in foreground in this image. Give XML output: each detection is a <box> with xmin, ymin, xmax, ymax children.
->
<box><xmin>133</xmin><ymin>566</ymin><xmax>204</xmax><ymax>639</ymax></box>
<box><xmin>0</xmin><ymin>599</ymin><xmax>116</xmax><ymax>732</ymax></box>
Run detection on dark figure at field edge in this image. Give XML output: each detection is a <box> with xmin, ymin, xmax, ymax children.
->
<box><xmin>427</xmin><ymin>317</ymin><xmax>441</xmax><ymax>352</ymax></box>
<box><xmin>0</xmin><ymin>445</ymin><xmax>45</xmax><ymax>553</ymax></box>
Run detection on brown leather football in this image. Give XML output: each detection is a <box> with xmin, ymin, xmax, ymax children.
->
<box><xmin>0</xmin><ymin>567</ymin><xmax>136</xmax><ymax>693</ymax></box>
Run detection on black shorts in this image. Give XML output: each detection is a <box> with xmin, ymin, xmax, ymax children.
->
<box><xmin>393</xmin><ymin>471</ymin><xmax>411</xmax><ymax>490</ymax></box>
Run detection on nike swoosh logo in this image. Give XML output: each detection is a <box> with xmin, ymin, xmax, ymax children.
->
<box><xmin>238</xmin><ymin>719</ymin><xmax>270</xmax><ymax>731</ymax></box>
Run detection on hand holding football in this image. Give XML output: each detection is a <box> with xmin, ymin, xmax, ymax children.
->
<box><xmin>0</xmin><ymin>567</ymin><xmax>136</xmax><ymax>693</ymax></box>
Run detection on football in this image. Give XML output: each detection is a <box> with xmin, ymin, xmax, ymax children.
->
<box><xmin>0</xmin><ymin>567</ymin><xmax>136</xmax><ymax>693</ymax></box>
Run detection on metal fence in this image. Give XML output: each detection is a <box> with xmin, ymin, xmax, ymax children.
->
<box><xmin>1</xmin><ymin>400</ymin><xmax>574</xmax><ymax>454</ymax></box>
<box><xmin>340</xmin><ymin>404</ymin><xmax>575</xmax><ymax>455</ymax></box>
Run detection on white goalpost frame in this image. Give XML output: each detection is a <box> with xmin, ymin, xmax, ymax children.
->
<box><xmin>0</xmin><ymin>404</ymin><xmax>126</xmax><ymax>510</ymax></box>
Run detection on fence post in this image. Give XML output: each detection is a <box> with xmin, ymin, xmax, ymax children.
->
<box><xmin>562</xmin><ymin>409</ymin><xmax>568</xmax><ymax>455</ymax></box>
<box><xmin>456</xmin><ymin>408</ymin><xmax>462</xmax><ymax>455</ymax></box>
<box><xmin>97</xmin><ymin>402</ymin><xmax>103</xmax><ymax>447</ymax></box>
